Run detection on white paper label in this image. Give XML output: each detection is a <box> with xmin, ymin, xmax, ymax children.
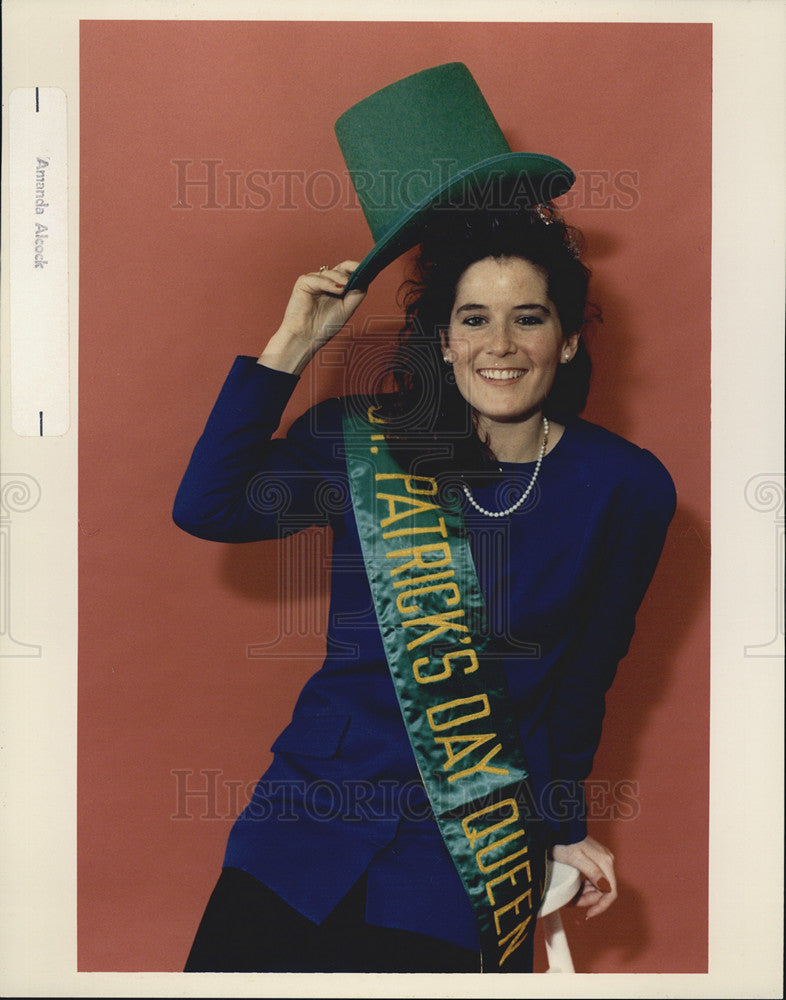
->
<box><xmin>9</xmin><ymin>87</ymin><xmax>70</xmax><ymax>436</ymax></box>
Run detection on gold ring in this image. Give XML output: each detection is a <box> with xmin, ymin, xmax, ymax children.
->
<box><xmin>318</xmin><ymin>265</ymin><xmax>328</xmax><ymax>273</ymax></box>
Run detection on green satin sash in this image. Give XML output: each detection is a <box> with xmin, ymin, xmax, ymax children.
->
<box><xmin>343</xmin><ymin>405</ymin><xmax>546</xmax><ymax>973</ymax></box>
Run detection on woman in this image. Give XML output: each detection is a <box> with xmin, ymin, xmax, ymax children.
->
<box><xmin>174</xmin><ymin>204</ymin><xmax>676</xmax><ymax>973</ymax></box>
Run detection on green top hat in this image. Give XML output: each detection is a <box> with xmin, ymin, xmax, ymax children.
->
<box><xmin>335</xmin><ymin>62</ymin><xmax>575</xmax><ymax>292</ymax></box>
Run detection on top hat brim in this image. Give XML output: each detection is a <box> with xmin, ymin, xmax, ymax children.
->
<box><xmin>343</xmin><ymin>150</ymin><xmax>575</xmax><ymax>294</ymax></box>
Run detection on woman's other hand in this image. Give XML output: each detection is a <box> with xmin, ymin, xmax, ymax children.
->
<box><xmin>259</xmin><ymin>261</ymin><xmax>367</xmax><ymax>375</ymax></box>
<box><xmin>551</xmin><ymin>835</ymin><xmax>617</xmax><ymax>918</ymax></box>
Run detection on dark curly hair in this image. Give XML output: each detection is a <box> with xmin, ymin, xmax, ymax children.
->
<box><xmin>374</xmin><ymin>203</ymin><xmax>598</xmax><ymax>473</ymax></box>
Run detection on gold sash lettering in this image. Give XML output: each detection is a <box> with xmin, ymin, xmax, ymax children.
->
<box><xmin>461</xmin><ymin>798</ymin><xmax>537</xmax><ymax>966</ymax></box>
<box><xmin>365</xmin><ymin>439</ymin><xmax>539</xmax><ymax>968</ymax></box>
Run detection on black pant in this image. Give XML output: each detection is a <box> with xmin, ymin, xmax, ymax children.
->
<box><xmin>184</xmin><ymin>867</ymin><xmax>481</xmax><ymax>973</ymax></box>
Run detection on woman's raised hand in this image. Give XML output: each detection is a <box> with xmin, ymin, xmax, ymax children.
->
<box><xmin>551</xmin><ymin>835</ymin><xmax>617</xmax><ymax>918</ymax></box>
<box><xmin>258</xmin><ymin>261</ymin><xmax>367</xmax><ymax>375</ymax></box>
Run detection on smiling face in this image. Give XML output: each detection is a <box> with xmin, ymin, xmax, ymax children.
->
<box><xmin>444</xmin><ymin>255</ymin><xmax>579</xmax><ymax>438</ymax></box>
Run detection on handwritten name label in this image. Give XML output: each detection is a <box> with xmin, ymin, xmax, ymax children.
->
<box><xmin>9</xmin><ymin>88</ymin><xmax>70</xmax><ymax>435</ymax></box>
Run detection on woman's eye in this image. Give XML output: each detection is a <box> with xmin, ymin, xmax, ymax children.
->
<box><xmin>458</xmin><ymin>314</ymin><xmax>544</xmax><ymax>328</ymax></box>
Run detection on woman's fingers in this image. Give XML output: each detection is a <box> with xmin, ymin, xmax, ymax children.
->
<box><xmin>332</xmin><ymin>259</ymin><xmax>362</xmax><ymax>274</ymax></box>
<box><xmin>276</xmin><ymin>258</ymin><xmax>366</xmax><ymax>342</ymax></box>
<box><xmin>323</xmin><ymin>262</ymin><xmax>367</xmax><ymax>313</ymax></box>
<box><xmin>296</xmin><ymin>260</ymin><xmax>365</xmax><ymax>299</ymax></box>
<box><xmin>580</xmin><ymin>878</ymin><xmax>617</xmax><ymax>918</ymax></box>
<box><xmin>296</xmin><ymin>269</ymin><xmax>347</xmax><ymax>295</ymax></box>
<box><xmin>574</xmin><ymin>851</ymin><xmax>617</xmax><ymax>919</ymax></box>
<box><xmin>261</xmin><ymin>259</ymin><xmax>366</xmax><ymax>373</ymax></box>
<box><xmin>573</xmin><ymin>879</ymin><xmax>602</xmax><ymax>908</ymax></box>
<box><xmin>307</xmin><ymin>260</ymin><xmax>362</xmax><ymax>281</ymax></box>
<box><xmin>551</xmin><ymin>835</ymin><xmax>617</xmax><ymax>919</ymax></box>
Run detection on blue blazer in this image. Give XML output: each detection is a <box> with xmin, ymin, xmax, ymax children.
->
<box><xmin>173</xmin><ymin>357</ymin><xmax>676</xmax><ymax>951</ymax></box>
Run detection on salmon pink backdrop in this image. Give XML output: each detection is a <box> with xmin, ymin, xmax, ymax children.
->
<box><xmin>79</xmin><ymin>19</ymin><xmax>711</xmax><ymax>972</ymax></box>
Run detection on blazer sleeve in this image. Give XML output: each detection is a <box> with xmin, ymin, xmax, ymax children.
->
<box><xmin>546</xmin><ymin>448</ymin><xmax>677</xmax><ymax>846</ymax></box>
<box><xmin>172</xmin><ymin>356</ymin><xmax>342</xmax><ymax>542</ymax></box>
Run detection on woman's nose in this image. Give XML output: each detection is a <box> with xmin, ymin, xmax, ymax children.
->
<box><xmin>486</xmin><ymin>322</ymin><xmax>514</xmax><ymax>355</ymax></box>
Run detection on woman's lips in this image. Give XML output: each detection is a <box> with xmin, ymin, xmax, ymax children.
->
<box><xmin>476</xmin><ymin>368</ymin><xmax>527</xmax><ymax>382</ymax></box>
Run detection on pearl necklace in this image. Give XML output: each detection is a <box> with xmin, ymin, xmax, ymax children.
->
<box><xmin>462</xmin><ymin>416</ymin><xmax>549</xmax><ymax>518</ymax></box>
